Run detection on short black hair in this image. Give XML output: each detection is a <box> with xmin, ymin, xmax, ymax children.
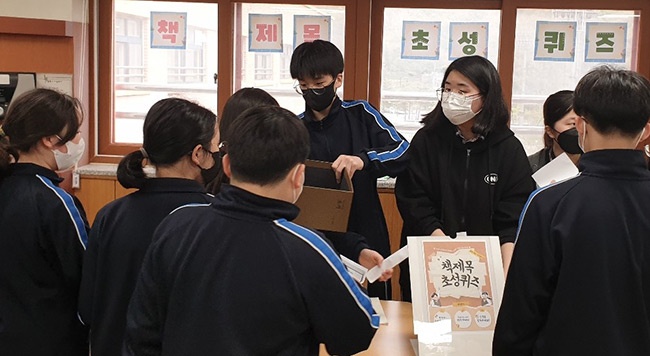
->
<box><xmin>117</xmin><ymin>98</ymin><xmax>216</xmax><ymax>189</ymax></box>
<box><xmin>227</xmin><ymin>106</ymin><xmax>309</xmax><ymax>186</ymax></box>
<box><xmin>290</xmin><ymin>40</ymin><xmax>344</xmax><ymax>80</ymax></box>
<box><xmin>220</xmin><ymin>88</ymin><xmax>279</xmax><ymax>143</ymax></box>
<box><xmin>421</xmin><ymin>56</ymin><xmax>509</xmax><ymax>136</ymax></box>
<box><xmin>574</xmin><ymin>66</ymin><xmax>650</xmax><ymax>137</ymax></box>
<box><xmin>542</xmin><ymin>90</ymin><xmax>574</xmax><ymax>148</ymax></box>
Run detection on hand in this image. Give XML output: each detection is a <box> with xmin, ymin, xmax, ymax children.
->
<box><xmin>332</xmin><ymin>155</ymin><xmax>364</xmax><ymax>183</ymax></box>
<box><xmin>431</xmin><ymin>229</ymin><xmax>446</xmax><ymax>237</ymax></box>
<box><xmin>358</xmin><ymin>249</ymin><xmax>393</xmax><ymax>282</ymax></box>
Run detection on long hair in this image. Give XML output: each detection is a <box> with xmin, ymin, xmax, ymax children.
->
<box><xmin>421</xmin><ymin>56</ymin><xmax>509</xmax><ymax>137</ymax></box>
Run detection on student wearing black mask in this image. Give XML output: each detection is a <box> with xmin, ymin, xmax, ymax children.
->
<box><xmin>528</xmin><ymin>90</ymin><xmax>582</xmax><ymax>173</ymax></box>
<box><xmin>78</xmin><ymin>98</ymin><xmax>218</xmax><ymax>356</ymax></box>
<box><xmin>290</xmin><ymin>40</ymin><xmax>410</xmax><ymax>299</ymax></box>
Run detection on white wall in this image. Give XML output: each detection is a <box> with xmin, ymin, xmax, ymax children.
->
<box><xmin>0</xmin><ymin>0</ymin><xmax>88</xmax><ymax>22</ymax></box>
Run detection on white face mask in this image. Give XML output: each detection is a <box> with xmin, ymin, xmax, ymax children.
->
<box><xmin>578</xmin><ymin>121</ymin><xmax>587</xmax><ymax>153</ymax></box>
<box><xmin>441</xmin><ymin>91</ymin><xmax>480</xmax><ymax>126</ymax></box>
<box><xmin>53</xmin><ymin>138</ymin><xmax>85</xmax><ymax>171</ymax></box>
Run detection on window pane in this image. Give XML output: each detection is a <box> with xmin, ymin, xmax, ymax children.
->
<box><xmin>234</xmin><ymin>3</ymin><xmax>345</xmax><ymax>115</ymax></box>
<box><xmin>380</xmin><ymin>8</ymin><xmax>501</xmax><ymax>141</ymax></box>
<box><xmin>512</xmin><ymin>9</ymin><xmax>639</xmax><ymax>155</ymax></box>
<box><xmin>114</xmin><ymin>1</ymin><xmax>218</xmax><ymax>144</ymax></box>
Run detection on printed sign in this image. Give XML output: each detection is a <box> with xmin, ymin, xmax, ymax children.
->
<box><xmin>408</xmin><ymin>236</ymin><xmax>505</xmax><ymax>332</ymax></box>
<box><xmin>249</xmin><ymin>14</ymin><xmax>283</xmax><ymax>52</ymax></box>
<box><xmin>534</xmin><ymin>21</ymin><xmax>576</xmax><ymax>62</ymax></box>
<box><xmin>294</xmin><ymin>15</ymin><xmax>331</xmax><ymax>49</ymax></box>
<box><xmin>401</xmin><ymin>21</ymin><xmax>441</xmax><ymax>60</ymax></box>
<box><xmin>449</xmin><ymin>22</ymin><xmax>489</xmax><ymax>60</ymax></box>
<box><xmin>585</xmin><ymin>22</ymin><xmax>627</xmax><ymax>63</ymax></box>
<box><xmin>151</xmin><ymin>12</ymin><xmax>187</xmax><ymax>49</ymax></box>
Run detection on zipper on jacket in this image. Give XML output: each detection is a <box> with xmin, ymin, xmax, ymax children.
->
<box><xmin>318</xmin><ymin>120</ymin><xmax>333</xmax><ymax>158</ymax></box>
<box><xmin>460</xmin><ymin>148</ymin><xmax>471</xmax><ymax>228</ymax></box>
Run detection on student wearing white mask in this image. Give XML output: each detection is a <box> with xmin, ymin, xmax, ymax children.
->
<box><xmin>0</xmin><ymin>88</ymin><xmax>89</xmax><ymax>355</ymax></box>
<box><xmin>395</xmin><ymin>56</ymin><xmax>535</xmax><ymax>301</ymax></box>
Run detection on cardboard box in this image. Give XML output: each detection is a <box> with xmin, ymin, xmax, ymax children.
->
<box><xmin>294</xmin><ymin>159</ymin><xmax>353</xmax><ymax>232</ymax></box>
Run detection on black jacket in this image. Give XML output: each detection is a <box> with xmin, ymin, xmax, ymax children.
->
<box><xmin>494</xmin><ymin>150</ymin><xmax>650</xmax><ymax>356</ymax></box>
<box><xmin>395</xmin><ymin>119</ymin><xmax>534</xmax><ymax>244</ymax></box>
<box><xmin>78</xmin><ymin>178</ymin><xmax>213</xmax><ymax>356</ymax></box>
<box><xmin>528</xmin><ymin>147</ymin><xmax>553</xmax><ymax>174</ymax></box>
<box><xmin>0</xmin><ymin>163</ymin><xmax>89</xmax><ymax>356</ymax></box>
<box><xmin>395</xmin><ymin>120</ymin><xmax>534</xmax><ymax>301</ymax></box>
<box><xmin>299</xmin><ymin>96</ymin><xmax>410</xmax><ymax>257</ymax></box>
<box><xmin>124</xmin><ymin>184</ymin><xmax>379</xmax><ymax>356</ymax></box>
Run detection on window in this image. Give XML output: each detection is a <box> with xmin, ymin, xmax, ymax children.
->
<box><xmin>378</xmin><ymin>8</ymin><xmax>501</xmax><ymax>141</ymax></box>
<box><xmin>234</xmin><ymin>3</ymin><xmax>346</xmax><ymax>115</ymax></box>
<box><xmin>115</xmin><ymin>14</ymin><xmax>145</xmax><ymax>83</ymax></box>
<box><xmin>511</xmin><ymin>9</ymin><xmax>640</xmax><ymax>155</ymax></box>
<box><xmin>168</xmin><ymin>27</ymin><xmax>208</xmax><ymax>83</ymax></box>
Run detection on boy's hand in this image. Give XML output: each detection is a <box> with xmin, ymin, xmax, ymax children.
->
<box><xmin>332</xmin><ymin>155</ymin><xmax>364</xmax><ymax>183</ymax></box>
<box><xmin>358</xmin><ymin>249</ymin><xmax>393</xmax><ymax>282</ymax></box>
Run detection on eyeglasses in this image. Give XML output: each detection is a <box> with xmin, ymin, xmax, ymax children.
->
<box><xmin>293</xmin><ymin>80</ymin><xmax>335</xmax><ymax>96</ymax></box>
<box><xmin>436</xmin><ymin>88</ymin><xmax>480</xmax><ymax>105</ymax></box>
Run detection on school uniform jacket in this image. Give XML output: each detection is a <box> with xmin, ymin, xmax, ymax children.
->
<box><xmin>494</xmin><ymin>150</ymin><xmax>650</xmax><ymax>356</ymax></box>
<box><xmin>123</xmin><ymin>184</ymin><xmax>379</xmax><ymax>356</ymax></box>
<box><xmin>78</xmin><ymin>178</ymin><xmax>213</xmax><ymax>356</ymax></box>
<box><xmin>395</xmin><ymin>119</ymin><xmax>535</xmax><ymax>244</ymax></box>
<box><xmin>395</xmin><ymin>119</ymin><xmax>535</xmax><ymax>301</ymax></box>
<box><xmin>0</xmin><ymin>163</ymin><xmax>89</xmax><ymax>356</ymax></box>
<box><xmin>299</xmin><ymin>96</ymin><xmax>410</xmax><ymax>258</ymax></box>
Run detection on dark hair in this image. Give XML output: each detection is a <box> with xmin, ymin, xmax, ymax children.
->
<box><xmin>227</xmin><ymin>106</ymin><xmax>309</xmax><ymax>185</ymax></box>
<box><xmin>574</xmin><ymin>66</ymin><xmax>650</xmax><ymax>137</ymax></box>
<box><xmin>290</xmin><ymin>40</ymin><xmax>344</xmax><ymax>80</ymax></box>
<box><xmin>0</xmin><ymin>88</ymin><xmax>82</xmax><ymax>172</ymax></box>
<box><xmin>421</xmin><ymin>56</ymin><xmax>509</xmax><ymax>137</ymax></box>
<box><xmin>542</xmin><ymin>90</ymin><xmax>574</xmax><ymax>148</ymax></box>
<box><xmin>117</xmin><ymin>98</ymin><xmax>216</xmax><ymax>189</ymax></box>
<box><xmin>208</xmin><ymin>88</ymin><xmax>279</xmax><ymax>195</ymax></box>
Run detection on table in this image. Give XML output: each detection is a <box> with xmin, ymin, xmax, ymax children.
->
<box><xmin>320</xmin><ymin>300</ymin><xmax>417</xmax><ymax>356</ymax></box>
<box><xmin>319</xmin><ymin>300</ymin><xmax>494</xmax><ymax>356</ymax></box>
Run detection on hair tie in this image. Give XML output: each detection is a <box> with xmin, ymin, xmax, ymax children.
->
<box><xmin>0</xmin><ymin>125</ymin><xmax>5</xmax><ymax>138</ymax></box>
<box><xmin>139</xmin><ymin>147</ymin><xmax>149</xmax><ymax>159</ymax></box>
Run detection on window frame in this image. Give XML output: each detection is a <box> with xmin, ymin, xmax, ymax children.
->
<box><xmin>93</xmin><ymin>0</ymin><xmax>367</xmax><ymax>162</ymax></box>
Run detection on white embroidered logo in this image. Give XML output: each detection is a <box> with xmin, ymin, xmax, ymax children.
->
<box><xmin>484</xmin><ymin>173</ymin><xmax>498</xmax><ymax>185</ymax></box>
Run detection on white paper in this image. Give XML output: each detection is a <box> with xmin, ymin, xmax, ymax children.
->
<box><xmin>370</xmin><ymin>298</ymin><xmax>388</xmax><ymax>325</ymax></box>
<box><xmin>366</xmin><ymin>246</ymin><xmax>409</xmax><ymax>283</ymax></box>
<box><xmin>341</xmin><ymin>255</ymin><xmax>367</xmax><ymax>284</ymax></box>
<box><xmin>532</xmin><ymin>152</ymin><xmax>579</xmax><ymax>188</ymax></box>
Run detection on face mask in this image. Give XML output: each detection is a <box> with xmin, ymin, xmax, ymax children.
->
<box><xmin>555</xmin><ymin>128</ymin><xmax>583</xmax><ymax>154</ymax></box>
<box><xmin>636</xmin><ymin>128</ymin><xmax>645</xmax><ymax>148</ymax></box>
<box><xmin>303</xmin><ymin>81</ymin><xmax>336</xmax><ymax>112</ymax></box>
<box><xmin>200</xmin><ymin>150</ymin><xmax>221</xmax><ymax>185</ymax></box>
<box><xmin>441</xmin><ymin>91</ymin><xmax>480</xmax><ymax>126</ymax></box>
<box><xmin>53</xmin><ymin>138</ymin><xmax>85</xmax><ymax>171</ymax></box>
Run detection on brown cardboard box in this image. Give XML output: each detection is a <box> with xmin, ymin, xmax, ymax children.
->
<box><xmin>294</xmin><ymin>159</ymin><xmax>353</xmax><ymax>232</ymax></box>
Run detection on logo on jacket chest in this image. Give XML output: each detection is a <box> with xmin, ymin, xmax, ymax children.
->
<box><xmin>484</xmin><ymin>173</ymin><xmax>498</xmax><ymax>185</ymax></box>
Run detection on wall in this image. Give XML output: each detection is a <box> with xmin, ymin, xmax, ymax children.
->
<box><xmin>0</xmin><ymin>0</ymin><xmax>87</xmax><ymax>22</ymax></box>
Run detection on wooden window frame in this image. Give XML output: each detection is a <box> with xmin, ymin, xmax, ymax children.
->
<box><xmin>92</xmin><ymin>0</ymin><xmax>368</xmax><ymax>163</ymax></box>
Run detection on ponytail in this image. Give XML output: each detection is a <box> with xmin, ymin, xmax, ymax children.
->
<box><xmin>117</xmin><ymin>149</ymin><xmax>148</xmax><ymax>189</ymax></box>
<box><xmin>0</xmin><ymin>130</ymin><xmax>18</xmax><ymax>173</ymax></box>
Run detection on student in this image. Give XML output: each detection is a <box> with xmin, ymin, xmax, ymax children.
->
<box><xmin>493</xmin><ymin>66</ymin><xmax>650</xmax><ymax>355</ymax></box>
<box><xmin>395</xmin><ymin>56</ymin><xmax>535</xmax><ymax>301</ymax></box>
<box><xmin>77</xmin><ymin>98</ymin><xmax>218</xmax><ymax>356</ymax></box>
<box><xmin>0</xmin><ymin>88</ymin><xmax>89</xmax><ymax>355</ymax></box>
<box><xmin>528</xmin><ymin>90</ymin><xmax>582</xmax><ymax>173</ymax></box>
<box><xmin>123</xmin><ymin>106</ymin><xmax>379</xmax><ymax>355</ymax></box>
<box><xmin>211</xmin><ymin>87</ymin><xmax>391</xmax><ymax>282</ymax></box>
<box><xmin>290</xmin><ymin>39</ymin><xmax>409</xmax><ymax>299</ymax></box>
<box><xmin>207</xmin><ymin>87</ymin><xmax>278</xmax><ymax>195</ymax></box>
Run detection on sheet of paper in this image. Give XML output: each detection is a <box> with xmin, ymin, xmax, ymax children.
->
<box><xmin>366</xmin><ymin>246</ymin><xmax>409</xmax><ymax>283</ymax></box>
<box><xmin>532</xmin><ymin>152</ymin><xmax>579</xmax><ymax>188</ymax></box>
<box><xmin>370</xmin><ymin>298</ymin><xmax>388</xmax><ymax>325</ymax></box>
<box><xmin>341</xmin><ymin>255</ymin><xmax>368</xmax><ymax>284</ymax></box>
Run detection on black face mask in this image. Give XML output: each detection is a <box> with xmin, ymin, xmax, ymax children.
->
<box><xmin>556</xmin><ymin>128</ymin><xmax>583</xmax><ymax>155</ymax></box>
<box><xmin>303</xmin><ymin>81</ymin><xmax>336</xmax><ymax>112</ymax></box>
<box><xmin>200</xmin><ymin>151</ymin><xmax>221</xmax><ymax>185</ymax></box>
